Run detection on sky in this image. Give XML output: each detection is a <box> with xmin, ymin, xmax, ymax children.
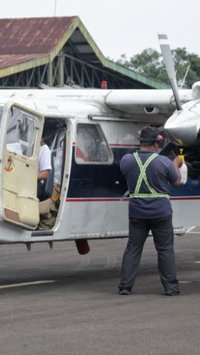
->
<box><xmin>1</xmin><ymin>0</ymin><xmax>200</xmax><ymax>60</ymax></box>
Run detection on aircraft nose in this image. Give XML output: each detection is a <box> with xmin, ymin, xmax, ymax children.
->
<box><xmin>164</xmin><ymin>109</ymin><xmax>200</xmax><ymax>146</ymax></box>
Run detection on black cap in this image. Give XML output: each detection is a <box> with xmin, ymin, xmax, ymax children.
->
<box><xmin>139</xmin><ymin>126</ymin><xmax>164</xmax><ymax>145</ymax></box>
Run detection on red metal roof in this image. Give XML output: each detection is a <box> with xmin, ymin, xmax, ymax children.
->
<box><xmin>0</xmin><ymin>17</ymin><xmax>77</xmax><ymax>70</ymax></box>
<box><xmin>0</xmin><ymin>54</ymin><xmax>43</xmax><ymax>69</ymax></box>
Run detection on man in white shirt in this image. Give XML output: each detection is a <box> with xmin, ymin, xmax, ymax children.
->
<box><xmin>38</xmin><ymin>141</ymin><xmax>52</xmax><ymax>200</ymax></box>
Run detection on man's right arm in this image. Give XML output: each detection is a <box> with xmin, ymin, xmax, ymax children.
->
<box><xmin>171</xmin><ymin>156</ymin><xmax>183</xmax><ymax>187</ymax></box>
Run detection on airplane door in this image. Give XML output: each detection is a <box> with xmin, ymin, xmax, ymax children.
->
<box><xmin>0</xmin><ymin>102</ymin><xmax>44</xmax><ymax>229</ymax></box>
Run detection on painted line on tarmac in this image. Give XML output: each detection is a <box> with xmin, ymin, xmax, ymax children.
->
<box><xmin>186</xmin><ymin>226</ymin><xmax>196</xmax><ymax>233</ymax></box>
<box><xmin>194</xmin><ymin>261</ymin><xmax>200</xmax><ymax>264</ymax></box>
<box><xmin>0</xmin><ymin>280</ymin><xmax>56</xmax><ymax>289</ymax></box>
<box><xmin>187</xmin><ymin>231</ymin><xmax>200</xmax><ymax>234</ymax></box>
<box><xmin>179</xmin><ymin>280</ymin><xmax>192</xmax><ymax>284</ymax></box>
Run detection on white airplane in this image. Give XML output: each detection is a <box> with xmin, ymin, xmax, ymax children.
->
<box><xmin>0</xmin><ymin>34</ymin><xmax>200</xmax><ymax>254</ymax></box>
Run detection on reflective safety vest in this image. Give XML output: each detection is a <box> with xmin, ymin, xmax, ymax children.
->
<box><xmin>129</xmin><ymin>152</ymin><xmax>169</xmax><ymax>199</ymax></box>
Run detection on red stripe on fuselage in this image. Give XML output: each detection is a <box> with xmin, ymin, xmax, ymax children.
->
<box><xmin>66</xmin><ymin>198</ymin><xmax>127</xmax><ymax>202</ymax></box>
<box><xmin>170</xmin><ymin>196</ymin><xmax>200</xmax><ymax>200</ymax></box>
<box><xmin>66</xmin><ymin>196</ymin><xmax>200</xmax><ymax>202</ymax></box>
<box><xmin>72</xmin><ymin>142</ymin><xmax>139</xmax><ymax>148</ymax></box>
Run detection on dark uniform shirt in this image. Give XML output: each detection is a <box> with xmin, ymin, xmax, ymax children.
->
<box><xmin>120</xmin><ymin>151</ymin><xmax>179</xmax><ymax>219</ymax></box>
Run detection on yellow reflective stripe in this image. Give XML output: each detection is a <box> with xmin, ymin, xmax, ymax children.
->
<box><xmin>134</xmin><ymin>153</ymin><xmax>150</xmax><ymax>193</ymax></box>
<box><xmin>133</xmin><ymin>152</ymin><xmax>158</xmax><ymax>194</ymax></box>
<box><xmin>140</xmin><ymin>154</ymin><xmax>158</xmax><ymax>194</ymax></box>
<box><xmin>132</xmin><ymin>152</ymin><xmax>168</xmax><ymax>199</ymax></box>
<box><xmin>130</xmin><ymin>193</ymin><xmax>169</xmax><ymax>198</ymax></box>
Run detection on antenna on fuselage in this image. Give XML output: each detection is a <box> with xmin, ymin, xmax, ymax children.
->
<box><xmin>158</xmin><ymin>33</ymin><xmax>182</xmax><ymax>111</ymax></box>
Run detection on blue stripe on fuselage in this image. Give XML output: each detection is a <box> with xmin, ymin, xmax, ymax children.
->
<box><xmin>67</xmin><ymin>147</ymin><xmax>200</xmax><ymax>198</ymax></box>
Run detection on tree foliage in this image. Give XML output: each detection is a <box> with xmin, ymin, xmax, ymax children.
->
<box><xmin>117</xmin><ymin>47</ymin><xmax>200</xmax><ymax>88</ymax></box>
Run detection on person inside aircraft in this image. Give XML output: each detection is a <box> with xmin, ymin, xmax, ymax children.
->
<box><xmin>118</xmin><ymin>126</ymin><xmax>183</xmax><ymax>296</ymax></box>
<box><xmin>37</xmin><ymin>138</ymin><xmax>52</xmax><ymax>201</ymax></box>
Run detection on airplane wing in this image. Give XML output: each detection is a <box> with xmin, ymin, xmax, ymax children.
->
<box><xmin>105</xmin><ymin>89</ymin><xmax>194</xmax><ymax>115</ymax></box>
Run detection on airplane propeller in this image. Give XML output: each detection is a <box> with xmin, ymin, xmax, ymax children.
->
<box><xmin>158</xmin><ymin>33</ymin><xmax>200</xmax><ymax>147</ymax></box>
<box><xmin>158</xmin><ymin>33</ymin><xmax>182</xmax><ymax>111</ymax></box>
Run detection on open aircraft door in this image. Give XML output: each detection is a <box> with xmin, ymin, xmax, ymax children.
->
<box><xmin>0</xmin><ymin>102</ymin><xmax>44</xmax><ymax>229</ymax></box>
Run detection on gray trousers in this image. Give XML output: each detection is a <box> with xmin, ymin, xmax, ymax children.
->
<box><xmin>119</xmin><ymin>215</ymin><xmax>179</xmax><ymax>293</ymax></box>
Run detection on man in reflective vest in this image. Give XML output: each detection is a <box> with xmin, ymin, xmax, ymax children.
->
<box><xmin>118</xmin><ymin>126</ymin><xmax>182</xmax><ymax>296</ymax></box>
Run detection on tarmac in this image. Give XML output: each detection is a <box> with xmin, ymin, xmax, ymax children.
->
<box><xmin>0</xmin><ymin>230</ymin><xmax>200</xmax><ymax>355</ymax></box>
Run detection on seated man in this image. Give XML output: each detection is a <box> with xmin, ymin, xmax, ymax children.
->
<box><xmin>37</xmin><ymin>139</ymin><xmax>52</xmax><ymax>201</ymax></box>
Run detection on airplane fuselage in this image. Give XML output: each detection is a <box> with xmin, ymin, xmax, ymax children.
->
<box><xmin>0</xmin><ymin>88</ymin><xmax>200</xmax><ymax>250</ymax></box>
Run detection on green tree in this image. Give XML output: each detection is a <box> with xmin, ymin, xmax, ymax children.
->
<box><xmin>117</xmin><ymin>48</ymin><xmax>200</xmax><ymax>88</ymax></box>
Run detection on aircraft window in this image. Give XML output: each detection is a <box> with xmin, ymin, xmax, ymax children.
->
<box><xmin>6</xmin><ymin>107</ymin><xmax>37</xmax><ymax>157</ymax></box>
<box><xmin>76</xmin><ymin>123</ymin><xmax>113</xmax><ymax>164</ymax></box>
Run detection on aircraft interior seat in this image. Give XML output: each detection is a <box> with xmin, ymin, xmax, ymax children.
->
<box><xmin>39</xmin><ymin>197</ymin><xmax>52</xmax><ymax>215</ymax></box>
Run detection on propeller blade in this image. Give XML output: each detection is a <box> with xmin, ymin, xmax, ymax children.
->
<box><xmin>158</xmin><ymin>33</ymin><xmax>182</xmax><ymax>111</ymax></box>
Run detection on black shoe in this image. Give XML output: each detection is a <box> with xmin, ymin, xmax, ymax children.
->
<box><xmin>119</xmin><ymin>287</ymin><xmax>131</xmax><ymax>295</ymax></box>
<box><xmin>164</xmin><ymin>290</ymin><xmax>180</xmax><ymax>296</ymax></box>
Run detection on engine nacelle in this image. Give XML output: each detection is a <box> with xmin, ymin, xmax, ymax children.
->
<box><xmin>164</xmin><ymin>103</ymin><xmax>200</xmax><ymax>146</ymax></box>
<box><xmin>192</xmin><ymin>81</ymin><xmax>200</xmax><ymax>99</ymax></box>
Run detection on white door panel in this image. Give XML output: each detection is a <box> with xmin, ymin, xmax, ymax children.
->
<box><xmin>0</xmin><ymin>102</ymin><xmax>44</xmax><ymax>229</ymax></box>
